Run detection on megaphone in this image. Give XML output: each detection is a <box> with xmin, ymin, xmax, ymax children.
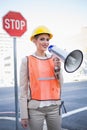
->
<box><xmin>48</xmin><ymin>45</ymin><xmax>83</xmax><ymax>73</ymax></box>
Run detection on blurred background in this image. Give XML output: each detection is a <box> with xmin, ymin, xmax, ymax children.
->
<box><xmin>0</xmin><ymin>0</ymin><xmax>87</xmax><ymax>87</ymax></box>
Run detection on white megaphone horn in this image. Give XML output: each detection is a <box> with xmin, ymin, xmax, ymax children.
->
<box><xmin>48</xmin><ymin>45</ymin><xmax>83</xmax><ymax>73</ymax></box>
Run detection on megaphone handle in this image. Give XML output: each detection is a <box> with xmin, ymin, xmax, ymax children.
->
<box><xmin>54</xmin><ymin>67</ymin><xmax>60</xmax><ymax>79</ymax></box>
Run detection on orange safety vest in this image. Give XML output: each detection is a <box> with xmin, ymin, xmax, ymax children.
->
<box><xmin>27</xmin><ymin>55</ymin><xmax>61</xmax><ymax>101</ymax></box>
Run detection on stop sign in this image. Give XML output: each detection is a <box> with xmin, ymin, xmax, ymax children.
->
<box><xmin>3</xmin><ymin>11</ymin><xmax>27</xmax><ymax>37</ymax></box>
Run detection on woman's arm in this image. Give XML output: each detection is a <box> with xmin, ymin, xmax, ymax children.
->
<box><xmin>53</xmin><ymin>56</ymin><xmax>64</xmax><ymax>86</ymax></box>
<box><xmin>19</xmin><ymin>57</ymin><xmax>29</xmax><ymax>119</ymax></box>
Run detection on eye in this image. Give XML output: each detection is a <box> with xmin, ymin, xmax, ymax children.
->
<box><xmin>40</xmin><ymin>38</ymin><xmax>45</xmax><ymax>41</ymax></box>
<box><xmin>47</xmin><ymin>38</ymin><xmax>50</xmax><ymax>41</ymax></box>
<box><xmin>39</xmin><ymin>37</ymin><xmax>50</xmax><ymax>42</ymax></box>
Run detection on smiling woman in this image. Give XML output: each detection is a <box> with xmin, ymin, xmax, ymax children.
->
<box><xmin>19</xmin><ymin>25</ymin><xmax>64</xmax><ymax>130</ymax></box>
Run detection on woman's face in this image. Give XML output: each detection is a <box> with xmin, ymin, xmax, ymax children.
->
<box><xmin>34</xmin><ymin>34</ymin><xmax>50</xmax><ymax>52</ymax></box>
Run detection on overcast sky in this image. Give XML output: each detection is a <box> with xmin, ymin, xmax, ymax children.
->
<box><xmin>0</xmin><ymin>0</ymin><xmax>87</xmax><ymax>51</ymax></box>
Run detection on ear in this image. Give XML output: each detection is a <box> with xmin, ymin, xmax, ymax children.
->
<box><xmin>32</xmin><ymin>38</ymin><xmax>37</xmax><ymax>46</ymax></box>
<box><xmin>32</xmin><ymin>38</ymin><xmax>36</xmax><ymax>43</ymax></box>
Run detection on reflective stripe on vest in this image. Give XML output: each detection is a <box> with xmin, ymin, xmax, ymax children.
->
<box><xmin>38</xmin><ymin>76</ymin><xmax>55</xmax><ymax>80</ymax></box>
<box><xmin>28</xmin><ymin>55</ymin><xmax>61</xmax><ymax>101</ymax></box>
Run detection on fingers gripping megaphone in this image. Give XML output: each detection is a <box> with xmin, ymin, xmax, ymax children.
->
<box><xmin>48</xmin><ymin>45</ymin><xmax>83</xmax><ymax>73</ymax></box>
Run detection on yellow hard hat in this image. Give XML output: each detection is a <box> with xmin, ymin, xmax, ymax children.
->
<box><xmin>30</xmin><ymin>25</ymin><xmax>53</xmax><ymax>41</ymax></box>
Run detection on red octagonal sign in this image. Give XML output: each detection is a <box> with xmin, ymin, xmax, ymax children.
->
<box><xmin>3</xmin><ymin>11</ymin><xmax>27</xmax><ymax>37</ymax></box>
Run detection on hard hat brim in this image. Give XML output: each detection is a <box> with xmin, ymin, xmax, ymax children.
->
<box><xmin>30</xmin><ymin>33</ymin><xmax>53</xmax><ymax>41</ymax></box>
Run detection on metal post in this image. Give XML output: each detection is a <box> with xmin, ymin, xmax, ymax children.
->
<box><xmin>13</xmin><ymin>37</ymin><xmax>19</xmax><ymax>130</ymax></box>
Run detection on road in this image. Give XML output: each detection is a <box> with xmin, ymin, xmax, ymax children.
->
<box><xmin>0</xmin><ymin>80</ymin><xmax>87</xmax><ymax>130</ymax></box>
<box><xmin>62</xmin><ymin>81</ymin><xmax>87</xmax><ymax>130</ymax></box>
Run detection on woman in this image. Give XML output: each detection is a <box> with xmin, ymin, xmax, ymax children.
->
<box><xmin>20</xmin><ymin>25</ymin><xmax>63</xmax><ymax>130</ymax></box>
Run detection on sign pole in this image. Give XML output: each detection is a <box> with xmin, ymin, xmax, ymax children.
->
<box><xmin>2</xmin><ymin>11</ymin><xmax>27</xmax><ymax>130</ymax></box>
<box><xmin>13</xmin><ymin>37</ymin><xmax>19</xmax><ymax>130</ymax></box>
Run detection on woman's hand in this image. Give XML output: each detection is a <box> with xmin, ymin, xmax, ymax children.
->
<box><xmin>52</xmin><ymin>56</ymin><xmax>61</xmax><ymax>79</ymax></box>
<box><xmin>53</xmin><ymin>56</ymin><xmax>61</xmax><ymax>68</ymax></box>
<box><xmin>21</xmin><ymin>119</ymin><xmax>29</xmax><ymax>128</ymax></box>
